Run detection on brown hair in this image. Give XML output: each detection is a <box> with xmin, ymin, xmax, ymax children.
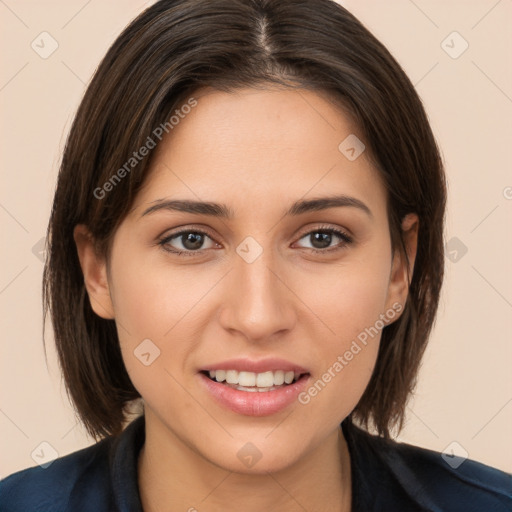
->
<box><xmin>43</xmin><ymin>0</ymin><xmax>446</xmax><ymax>440</ymax></box>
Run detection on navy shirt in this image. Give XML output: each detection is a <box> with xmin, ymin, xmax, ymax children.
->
<box><xmin>1</xmin><ymin>414</ymin><xmax>511</xmax><ymax>511</ymax></box>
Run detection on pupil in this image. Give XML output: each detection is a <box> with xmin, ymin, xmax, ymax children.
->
<box><xmin>183</xmin><ymin>233</ymin><xmax>203</xmax><ymax>250</ymax></box>
<box><xmin>312</xmin><ymin>232</ymin><xmax>331</xmax><ymax>249</ymax></box>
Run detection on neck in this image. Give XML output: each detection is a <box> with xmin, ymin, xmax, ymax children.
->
<box><xmin>137</xmin><ymin>410</ymin><xmax>352</xmax><ymax>512</ymax></box>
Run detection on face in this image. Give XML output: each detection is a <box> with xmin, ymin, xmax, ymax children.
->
<box><xmin>76</xmin><ymin>86</ymin><xmax>415</xmax><ymax>474</ymax></box>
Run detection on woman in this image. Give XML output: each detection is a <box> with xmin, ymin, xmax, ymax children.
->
<box><xmin>1</xmin><ymin>0</ymin><xmax>510</xmax><ymax>510</ymax></box>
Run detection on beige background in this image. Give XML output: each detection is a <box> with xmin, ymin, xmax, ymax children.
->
<box><xmin>1</xmin><ymin>0</ymin><xmax>511</xmax><ymax>477</ymax></box>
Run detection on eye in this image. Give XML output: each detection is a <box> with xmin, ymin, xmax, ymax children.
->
<box><xmin>158</xmin><ymin>225</ymin><xmax>353</xmax><ymax>257</ymax></box>
<box><xmin>158</xmin><ymin>228</ymin><xmax>219</xmax><ymax>256</ymax></box>
<box><xmin>295</xmin><ymin>226</ymin><xmax>353</xmax><ymax>254</ymax></box>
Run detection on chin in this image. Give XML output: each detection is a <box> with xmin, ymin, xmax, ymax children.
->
<box><xmin>198</xmin><ymin>435</ymin><xmax>308</xmax><ymax>476</ymax></box>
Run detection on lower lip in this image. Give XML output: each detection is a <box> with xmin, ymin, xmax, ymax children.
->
<box><xmin>198</xmin><ymin>372</ymin><xmax>310</xmax><ymax>416</ymax></box>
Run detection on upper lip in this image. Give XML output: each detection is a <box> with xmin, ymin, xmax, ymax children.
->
<box><xmin>201</xmin><ymin>358</ymin><xmax>309</xmax><ymax>374</ymax></box>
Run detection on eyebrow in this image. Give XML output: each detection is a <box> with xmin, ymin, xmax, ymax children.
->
<box><xmin>141</xmin><ymin>194</ymin><xmax>373</xmax><ymax>219</ymax></box>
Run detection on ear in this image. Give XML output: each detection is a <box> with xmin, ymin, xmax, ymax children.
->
<box><xmin>73</xmin><ymin>224</ymin><xmax>115</xmax><ymax>319</ymax></box>
<box><xmin>385</xmin><ymin>213</ymin><xmax>419</xmax><ymax>312</ymax></box>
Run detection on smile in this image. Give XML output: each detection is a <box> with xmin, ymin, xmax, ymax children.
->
<box><xmin>199</xmin><ymin>370</ymin><xmax>311</xmax><ymax>416</ymax></box>
<box><xmin>205</xmin><ymin>369</ymin><xmax>303</xmax><ymax>391</ymax></box>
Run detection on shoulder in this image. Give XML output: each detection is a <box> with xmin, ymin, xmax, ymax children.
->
<box><xmin>384</xmin><ymin>435</ymin><xmax>512</xmax><ymax>511</ymax></box>
<box><xmin>344</xmin><ymin>421</ymin><xmax>512</xmax><ymax>511</ymax></box>
<box><xmin>0</xmin><ymin>436</ymin><xmax>114</xmax><ymax>512</ymax></box>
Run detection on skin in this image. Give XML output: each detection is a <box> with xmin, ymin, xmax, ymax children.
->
<box><xmin>75</xmin><ymin>86</ymin><xmax>418</xmax><ymax>512</ymax></box>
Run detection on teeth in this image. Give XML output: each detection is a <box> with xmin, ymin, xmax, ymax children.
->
<box><xmin>273</xmin><ymin>370</ymin><xmax>285</xmax><ymax>385</ymax></box>
<box><xmin>284</xmin><ymin>371</ymin><xmax>294</xmax><ymax>384</ymax></box>
<box><xmin>226</xmin><ymin>370</ymin><xmax>238</xmax><ymax>384</ymax></box>
<box><xmin>210</xmin><ymin>369</ymin><xmax>225</xmax><ymax>382</ymax></box>
<box><xmin>255</xmin><ymin>371</ymin><xmax>273</xmax><ymax>387</ymax></box>
<box><xmin>240</xmin><ymin>371</ymin><xmax>257</xmax><ymax>386</ymax></box>
<box><xmin>207</xmin><ymin>369</ymin><xmax>302</xmax><ymax>387</ymax></box>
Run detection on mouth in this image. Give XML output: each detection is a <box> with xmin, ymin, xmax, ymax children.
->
<box><xmin>198</xmin><ymin>363</ymin><xmax>311</xmax><ymax>416</ymax></box>
<box><xmin>200</xmin><ymin>369</ymin><xmax>310</xmax><ymax>392</ymax></box>
<box><xmin>197</xmin><ymin>358</ymin><xmax>311</xmax><ymax>416</ymax></box>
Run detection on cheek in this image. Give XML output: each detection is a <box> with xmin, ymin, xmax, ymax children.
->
<box><xmin>107</xmin><ymin>248</ymin><xmax>227</xmax><ymax>403</ymax></box>
<box><xmin>106</xmin><ymin>248</ymin><xmax>183</xmax><ymax>386</ymax></box>
<box><xmin>292</xmin><ymin>244</ymin><xmax>392</xmax><ymax>422</ymax></box>
<box><xmin>108</xmin><ymin>237</ymin><xmax>210</xmax><ymax>338</ymax></box>
<box><xmin>297</xmin><ymin>240</ymin><xmax>393</xmax><ymax>344</ymax></box>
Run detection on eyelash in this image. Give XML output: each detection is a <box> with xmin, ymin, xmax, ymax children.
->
<box><xmin>157</xmin><ymin>225</ymin><xmax>353</xmax><ymax>257</ymax></box>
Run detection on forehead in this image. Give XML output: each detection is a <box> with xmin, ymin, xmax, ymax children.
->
<box><xmin>131</xmin><ymin>86</ymin><xmax>387</xmax><ymax>220</ymax></box>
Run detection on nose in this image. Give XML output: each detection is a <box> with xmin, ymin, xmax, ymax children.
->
<box><xmin>218</xmin><ymin>246</ymin><xmax>297</xmax><ymax>342</ymax></box>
